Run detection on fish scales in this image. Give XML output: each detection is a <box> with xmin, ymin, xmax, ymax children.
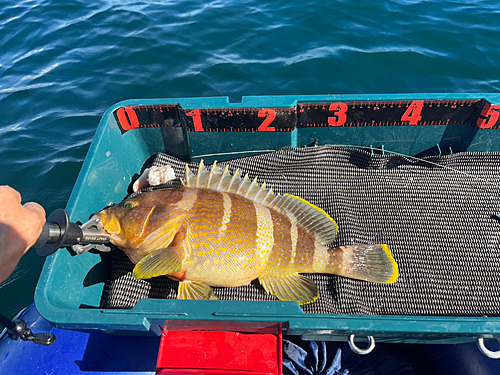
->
<box><xmin>94</xmin><ymin>161</ymin><xmax>398</xmax><ymax>305</ymax></box>
<box><xmin>264</xmin><ymin>210</ymin><xmax>333</xmax><ymax>275</ymax></box>
<box><xmin>184</xmin><ymin>189</ymin><xmax>262</xmax><ymax>286</ymax></box>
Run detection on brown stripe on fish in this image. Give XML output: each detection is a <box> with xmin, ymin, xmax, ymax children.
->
<box><xmin>290</xmin><ymin>221</ymin><xmax>298</xmax><ymax>261</ymax></box>
<box><xmin>264</xmin><ymin>209</ymin><xmax>291</xmax><ymax>271</ymax></box>
<box><xmin>292</xmin><ymin>226</ymin><xmax>316</xmax><ymax>271</ymax></box>
<box><xmin>142</xmin><ymin>188</ymin><xmax>185</xmax><ymax>208</ymax></box>
<box><xmin>220</xmin><ymin>193</ymin><xmax>259</xmax><ymax>263</ymax></box>
<box><xmin>188</xmin><ymin>189</ymin><xmax>225</xmax><ymax>255</ymax></box>
<box><xmin>325</xmin><ymin>246</ymin><xmax>345</xmax><ymax>274</ymax></box>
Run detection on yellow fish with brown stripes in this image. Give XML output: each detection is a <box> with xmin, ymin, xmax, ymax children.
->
<box><xmin>94</xmin><ymin>161</ymin><xmax>398</xmax><ymax>305</ymax></box>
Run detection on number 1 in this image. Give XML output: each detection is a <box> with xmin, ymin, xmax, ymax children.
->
<box><xmin>186</xmin><ymin>109</ymin><xmax>203</xmax><ymax>131</ymax></box>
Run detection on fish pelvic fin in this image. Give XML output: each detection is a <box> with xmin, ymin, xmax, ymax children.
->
<box><xmin>133</xmin><ymin>246</ymin><xmax>185</xmax><ymax>280</ymax></box>
<box><xmin>181</xmin><ymin>160</ymin><xmax>338</xmax><ymax>244</ymax></box>
<box><xmin>259</xmin><ymin>273</ymin><xmax>319</xmax><ymax>305</ymax></box>
<box><xmin>335</xmin><ymin>244</ymin><xmax>399</xmax><ymax>284</ymax></box>
<box><xmin>178</xmin><ymin>281</ymin><xmax>218</xmax><ymax>300</ymax></box>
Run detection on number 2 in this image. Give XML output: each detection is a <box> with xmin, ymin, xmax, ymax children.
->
<box><xmin>258</xmin><ymin>109</ymin><xmax>276</xmax><ymax>131</ymax></box>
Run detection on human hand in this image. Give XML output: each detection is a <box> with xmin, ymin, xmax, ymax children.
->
<box><xmin>0</xmin><ymin>186</ymin><xmax>46</xmax><ymax>283</ymax></box>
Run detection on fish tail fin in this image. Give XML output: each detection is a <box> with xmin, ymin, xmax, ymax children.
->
<box><xmin>332</xmin><ymin>244</ymin><xmax>398</xmax><ymax>284</ymax></box>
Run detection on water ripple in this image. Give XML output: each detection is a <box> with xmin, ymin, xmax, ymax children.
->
<box><xmin>0</xmin><ymin>82</ymin><xmax>55</xmax><ymax>94</ymax></box>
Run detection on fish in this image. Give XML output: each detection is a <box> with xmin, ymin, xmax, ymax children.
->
<box><xmin>94</xmin><ymin>161</ymin><xmax>398</xmax><ymax>305</ymax></box>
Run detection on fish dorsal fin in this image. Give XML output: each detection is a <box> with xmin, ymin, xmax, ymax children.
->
<box><xmin>182</xmin><ymin>160</ymin><xmax>338</xmax><ymax>244</ymax></box>
<box><xmin>268</xmin><ymin>194</ymin><xmax>338</xmax><ymax>245</ymax></box>
<box><xmin>182</xmin><ymin>160</ymin><xmax>277</xmax><ymax>205</ymax></box>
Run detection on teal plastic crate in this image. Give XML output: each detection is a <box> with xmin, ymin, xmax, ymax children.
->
<box><xmin>35</xmin><ymin>94</ymin><xmax>500</xmax><ymax>344</ymax></box>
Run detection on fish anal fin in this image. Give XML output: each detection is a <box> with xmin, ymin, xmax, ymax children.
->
<box><xmin>178</xmin><ymin>281</ymin><xmax>218</xmax><ymax>300</ymax></box>
<box><xmin>259</xmin><ymin>273</ymin><xmax>319</xmax><ymax>305</ymax></box>
<box><xmin>336</xmin><ymin>244</ymin><xmax>399</xmax><ymax>284</ymax></box>
<box><xmin>133</xmin><ymin>246</ymin><xmax>185</xmax><ymax>279</ymax></box>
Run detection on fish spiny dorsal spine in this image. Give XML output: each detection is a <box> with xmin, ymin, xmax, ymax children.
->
<box><xmin>181</xmin><ymin>160</ymin><xmax>339</xmax><ymax>245</ymax></box>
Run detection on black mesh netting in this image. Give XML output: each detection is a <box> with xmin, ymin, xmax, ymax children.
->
<box><xmin>100</xmin><ymin>145</ymin><xmax>500</xmax><ymax>316</ymax></box>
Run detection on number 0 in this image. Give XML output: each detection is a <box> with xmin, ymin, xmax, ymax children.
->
<box><xmin>117</xmin><ymin>107</ymin><xmax>139</xmax><ymax>131</ymax></box>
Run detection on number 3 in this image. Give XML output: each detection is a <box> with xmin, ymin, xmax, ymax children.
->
<box><xmin>328</xmin><ymin>103</ymin><xmax>348</xmax><ymax>126</ymax></box>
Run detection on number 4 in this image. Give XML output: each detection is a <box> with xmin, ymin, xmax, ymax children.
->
<box><xmin>401</xmin><ymin>100</ymin><xmax>424</xmax><ymax>125</ymax></box>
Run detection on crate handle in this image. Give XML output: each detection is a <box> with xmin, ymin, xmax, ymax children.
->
<box><xmin>477</xmin><ymin>338</ymin><xmax>500</xmax><ymax>359</ymax></box>
<box><xmin>348</xmin><ymin>334</ymin><xmax>375</xmax><ymax>355</ymax></box>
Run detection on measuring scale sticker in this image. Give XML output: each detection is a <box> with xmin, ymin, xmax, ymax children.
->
<box><xmin>113</xmin><ymin>104</ymin><xmax>179</xmax><ymax>134</ymax></box>
<box><xmin>297</xmin><ymin>99</ymin><xmax>496</xmax><ymax>128</ymax></box>
<box><xmin>179</xmin><ymin>107</ymin><xmax>298</xmax><ymax>132</ymax></box>
<box><xmin>112</xmin><ymin>99</ymin><xmax>500</xmax><ymax>134</ymax></box>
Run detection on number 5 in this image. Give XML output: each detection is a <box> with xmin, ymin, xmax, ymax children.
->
<box><xmin>477</xmin><ymin>104</ymin><xmax>500</xmax><ymax>129</ymax></box>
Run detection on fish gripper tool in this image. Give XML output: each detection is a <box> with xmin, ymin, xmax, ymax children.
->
<box><xmin>34</xmin><ymin>209</ymin><xmax>111</xmax><ymax>257</ymax></box>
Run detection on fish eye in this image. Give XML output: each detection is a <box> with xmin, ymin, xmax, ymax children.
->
<box><xmin>123</xmin><ymin>200</ymin><xmax>138</xmax><ymax>209</ymax></box>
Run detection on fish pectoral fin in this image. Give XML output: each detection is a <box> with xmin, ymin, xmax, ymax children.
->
<box><xmin>133</xmin><ymin>246</ymin><xmax>184</xmax><ymax>280</ymax></box>
<box><xmin>259</xmin><ymin>273</ymin><xmax>319</xmax><ymax>306</ymax></box>
<box><xmin>139</xmin><ymin>214</ymin><xmax>187</xmax><ymax>253</ymax></box>
<box><xmin>178</xmin><ymin>281</ymin><xmax>218</xmax><ymax>301</ymax></box>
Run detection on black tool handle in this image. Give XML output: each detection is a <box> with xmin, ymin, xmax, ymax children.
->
<box><xmin>34</xmin><ymin>209</ymin><xmax>83</xmax><ymax>257</ymax></box>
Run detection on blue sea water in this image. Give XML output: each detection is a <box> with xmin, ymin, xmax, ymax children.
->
<box><xmin>0</xmin><ymin>0</ymin><xmax>499</xmax><ymax>346</ymax></box>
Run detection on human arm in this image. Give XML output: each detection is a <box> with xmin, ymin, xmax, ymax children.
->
<box><xmin>0</xmin><ymin>186</ymin><xmax>46</xmax><ymax>283</ymax></box>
